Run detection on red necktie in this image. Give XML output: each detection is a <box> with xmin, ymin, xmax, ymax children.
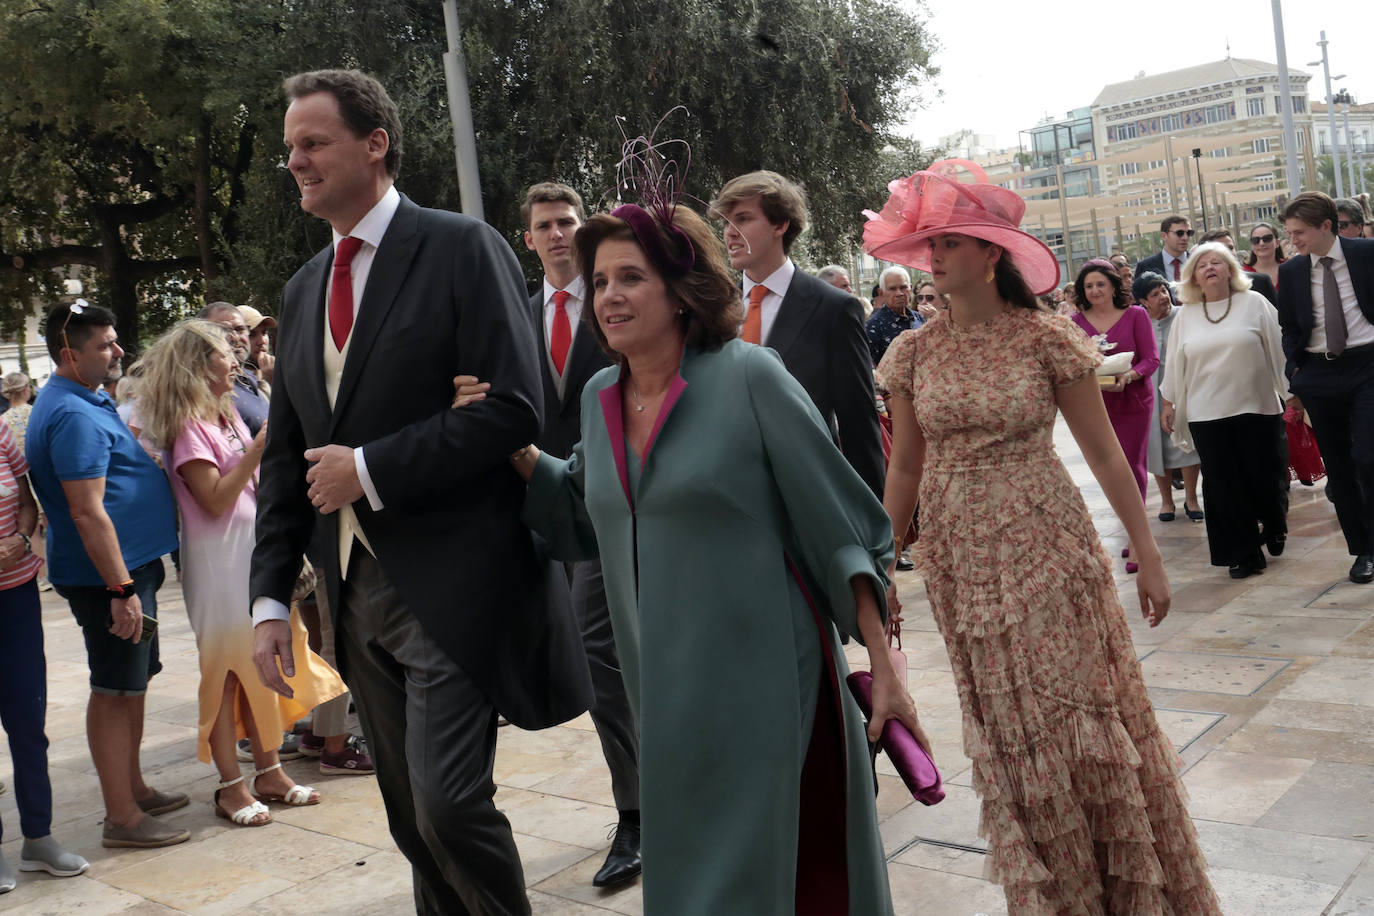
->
<box><xmin>742</xmin><ymin>284</ymin><xmax>767</xmax><ymax>344</ymax></box>
<box><xmin>329</xmin><ymin>237</ymin><xmax>363</xmax><ymax>350</ymax></box>
<box><xmin>550</xmin><ymin>290</ymin><xmax>572</xmax><ymax>374</ymax></box>
<box><xmin>1172</xmin><ymin>258</ymin><xmax>1180</xmax><ymax>282</ymax></box>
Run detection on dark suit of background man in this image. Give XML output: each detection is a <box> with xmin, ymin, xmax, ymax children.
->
<box><xmin>249</xmin><ymin>69</ymin><xmax>591</xmax><ymax>916</ymax></box>
<box><xmin>1137</xmin><ymin>215</ymin><xmax>1193</xmax><ymax>286</ymax></box>
<box><xmin>519</xmin><ymin>182</ymin><xmax>641</xmax><ymax>888</ymax></box>
<box><xmin>710</xmin><ymin>170</ymin><xmax>885</xmax><ymax>497</ymax></box>
<box><xmin>1276</xmin><ymin>191</ymin><xmax>1374</xmax><ymax>585</ymax></box>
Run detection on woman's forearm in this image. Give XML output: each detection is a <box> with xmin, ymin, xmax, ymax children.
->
<box><xmin>853</xmin><ymin>576</ymin><xmax>895</xmax><ymax>678</ymax></box>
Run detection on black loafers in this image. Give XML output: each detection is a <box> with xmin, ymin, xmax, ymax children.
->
<box><xmin>1266</xmin><ymin>532</ymin><xmax>1286</xmax><ymax>557</ymax></box>
<box><xmin>592</xmin><ymin>817</ymin><xmax>642</xmax><ymax>888</ymax></box>
<box><xmin>1351</xmin><ymin>555</ymin><xmax>1374</xmax><ymax>584</ymax></box>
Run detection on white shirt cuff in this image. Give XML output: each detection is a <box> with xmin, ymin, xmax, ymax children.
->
<box><xmin>252</xmin><ymin>597</ymin><xmax>290</xmax><ymax>626</ymax></box>
<box><xmin>355</xmin><ymin>446</ymin><xmax>384</xmax><ymax>512</ymax></box>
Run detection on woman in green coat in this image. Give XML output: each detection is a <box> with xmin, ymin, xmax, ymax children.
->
<box><xmin>504</xmin><ymin>203</ymin><xmax>928</xmax><ymax>914</ymax></box>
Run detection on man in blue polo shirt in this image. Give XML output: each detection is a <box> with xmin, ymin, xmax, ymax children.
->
<box><xmin>27</xmin><ymin>302</ymin><xmax>186</xmax><ymax>850</ymax></box>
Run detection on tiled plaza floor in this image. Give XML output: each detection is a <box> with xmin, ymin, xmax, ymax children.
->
<box><xmin>4</xmin><ymin>416</ymin><xmax>1374</xmax><ymax>914</ymax></box>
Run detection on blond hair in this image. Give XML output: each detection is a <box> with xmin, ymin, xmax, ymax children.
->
<box><xmin>131</xmin><ymin>320</ymin><xmax>237</xmax><ymax>450</ymax></box>
<box><xmin>1178</xmin><ymin>242</ymin><xmax>1253</xmax><ymax>305</ymax></box>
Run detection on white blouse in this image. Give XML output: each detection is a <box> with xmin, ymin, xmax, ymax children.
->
<box><xmin>1158</xmin><ymin>290</ymin><xmax>1289</xmax><ymax>452</ymax></box>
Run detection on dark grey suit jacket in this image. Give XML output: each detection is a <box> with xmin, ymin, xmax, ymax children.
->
<box><xmin>1276</xmin><ymin>236</ymin><xmax>1374</xmax><ymax>377</ymax></box>
<box><xmin>250</xmin><ymin>194</ymin><xmax>592</xmax><ymax>729</ymax></box>
<box><xmin>530</xmin><ymin>288</ymin><xmax>611</xmax><ymax>460</ymax></box>
<box><xmin>765</xmin><ymin>269</ymin><xmax>885</xmax><ymax>497</ymax></box>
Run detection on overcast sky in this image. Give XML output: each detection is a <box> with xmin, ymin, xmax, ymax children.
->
<box><xmin>899</xmin><ymin>0</ymin><xmax>1374</xmax><ymax>151</ymax></box>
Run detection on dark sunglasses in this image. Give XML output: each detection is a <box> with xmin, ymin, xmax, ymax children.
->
<box><xmin>1171</xmin><ymin>229</ymin><xmax>1195</xmax><ymax>238</ymax></box>
<box><xmin>1338</xmin><ymin>220</ymin><xmax>1360</xmax><ymax>231</ymax></box>
<box><xmin>1250</xmin><ymin>234</ymin><xmax>1275</xmax><ymax>244</ymax></box>
<box><xmin>915</xmin><ymin>294</ymin><xmax>937</xmax><ymax>303</ymax></box>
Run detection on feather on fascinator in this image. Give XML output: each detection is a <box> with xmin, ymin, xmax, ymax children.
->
<box><xmin>610</xmin><ymin>108</ymin><xmax>696</xmax><ymax>275</ymax></box>
<box><xmin>861</xmin><ymin>158</ymin><xmax>1061</xmax><ymax>295</ymax></box>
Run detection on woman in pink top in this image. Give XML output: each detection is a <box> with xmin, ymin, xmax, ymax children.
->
<box><xmin>1071</xmin><ymin>260</ymin><xmax>1159</xmax><ymax>573</ymax></box>
<box><xmin>135</xmin><ymin>321</ymin><xmax>344</xmax><ymax>827</ymax></box>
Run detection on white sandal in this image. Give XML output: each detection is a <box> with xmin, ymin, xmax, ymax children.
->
<box><xmin>213</xmin><ymin>775</ymin><xmax>272</xmax><ymax>826</ymax></box>
<box><xmin>251</xmin><ymin>762</ymin><xmax>321</xmax><ymax>806</ymax></box>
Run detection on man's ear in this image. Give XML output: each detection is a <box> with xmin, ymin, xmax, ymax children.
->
<box><xmin>367</xmin><ymin>128</ymin><xmax>389</xmax><ymax>164</ymax></box>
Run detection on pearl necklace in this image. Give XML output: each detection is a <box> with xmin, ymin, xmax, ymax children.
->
<box><xmin>1202</xmin><ymin>292</ymin><xmax>1233</xmax><ymax>325</ymax></box>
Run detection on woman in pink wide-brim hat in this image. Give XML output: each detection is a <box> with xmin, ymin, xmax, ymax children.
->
<box><xmin>870</xmin><ymin>160</ymin><xmax>1221</xmax><ymax>915</ymax></box>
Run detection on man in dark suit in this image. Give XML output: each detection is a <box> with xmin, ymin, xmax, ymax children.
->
<box><xmin>1277</xmin><ymin>191</ymin><xmax>1374</xmax><ymax>584</ymax></box>
<box><xmin>519</xmin><ymin>182</ymin><xmax>641</xmax><ymax>887</ymax></box>
<box><xmin>1137</xmin><ymin>215</ymin><xmax>1193</xmax><ymax>286</ymax></box>
<box><xmin>710</xmin><ymin>171</ymin><xmax>885</xmax><ymax>497</ymax></box>
<box><xmin>249</xmin><ymin>69</ymin><xmax>591</xmax><ymax>915</ymax></box>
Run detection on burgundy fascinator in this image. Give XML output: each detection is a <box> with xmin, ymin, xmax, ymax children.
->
<box><xmin>862</xmin><ymin>158</ymin><xmax>1061</xmax><ymax>295</ymax></box>
<box><xmin>611</xmin><ymin>109</ymin><xmax>695</xmax><ymax>275</ymax></box>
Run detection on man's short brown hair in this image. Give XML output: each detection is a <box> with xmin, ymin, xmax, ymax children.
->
<box><xmin>283</xmin><ymin>69</ymin><xmax>403</xmax><ymax>177</ymax></box>
<box><xmin>1281</xmin><ymin>192</ymin><xmax>1338</xmax><ymax>232</ymax></box>
<box><xmin>521</xmin><ymin>183</ymin><xmax>586</xmax><ymax>229</ymax></box>
<box><xmin>709</xmin><ymin>171</ymin><xmax>809</xmax><ymax>252</ymax></box>
<box><xmin>1198</xmin><ymin>228</ymin><xmax>1233</xmax><ymax>245</ymax></box>
<box><xmin>1160</xmin><ymin>215</ymin><xmax>1189</xmax><ymax>234</ymax></box>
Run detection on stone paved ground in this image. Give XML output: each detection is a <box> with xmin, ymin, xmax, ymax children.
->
<box><xmin>5</xmin><ymin>417</ymin><xmax>1374</xmax><ymax>914</ymax></box>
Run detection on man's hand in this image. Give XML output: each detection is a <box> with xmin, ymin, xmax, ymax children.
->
<box><xmin>257</xmin><ymin>352</ymin><xmax>275</xmax><ymax>386</ymax></box>
<box><xmin>304</xmin><ymin>444</ymin><xmax>364</xmax><ymax>514</ymax></box>
<box><xmin>1285</xmin><ymin>394</ymin><xmax>1303</xmax><ymax>412</ymax></box>
<box><xmin>109</xmin><ymin>593</ymin><xmax>143</xmax><ymax>643</ymax></box>
<box><xmin>252</xmin><ymin>620</ymin><xmax>296</xmax><ymax>699</ymax></box>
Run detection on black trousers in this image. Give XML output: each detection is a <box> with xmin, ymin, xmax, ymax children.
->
<box><xmin>336</xmin><ymin>550</ymin><xmax>529</xmax><ymax>916</ymax></box>
<box><xmin>1188</xmin><ymin>414</ymin><xmax>1288</xmax><ymax>567</ymax></box>
<box><xmin>1290</xmin><ymin>350</ymin><xmax>1374</xmax><ymax>556</ymax></box>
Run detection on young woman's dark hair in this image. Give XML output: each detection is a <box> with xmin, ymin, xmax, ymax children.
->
<box><xmin>973</xmin><ymin>240</ymin><xmax>1047</xmax><ymax>311</ymax></box>
<box><xmin>575</xmin><ymin>206</ymin><xmax>744</xmax><ymax>359</ymax></box>
<box><xmin>1244</xmin><ymin>221</ymin><xmax>1287</xmax><ymax>267</ymax></box>
<box><xmin>1073</xmin><ymin>262</ymin><xmax>1129</xmax><ymax>310</ymax></box>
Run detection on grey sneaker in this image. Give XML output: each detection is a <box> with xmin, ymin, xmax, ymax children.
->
<box><xmin>238</xmin><ymin>732</ymin><xmax>304</xmax><ymax>762</ymax></box>
<box><xmin>0</xmin><ymin>855</ymin><xmax>14</xmax><ymax>893</ymax></box>
<box><xmin>19</xmin><ymin>836</ymin><xmax>89</xmax><ymax>877</ymax></box>
<box><xmin>101</xmin><ymin>815</ymin><xmax>190</xmax><ymax>849</ymax></box>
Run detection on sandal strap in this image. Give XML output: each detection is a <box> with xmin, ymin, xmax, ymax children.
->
<box><xmin>217</xmin><ymin>774</ymin><xmax>246</xmax><ymax>790</ymax></box>
<box><xmin>284</xmin><ymin>784</ymin><xmax>316</xmax><ymax>805</ymax></box>
<box><xmin>230</xmin><ymin>800</ymin><xmax>270</xmax><ymax>824</ymax></box>
<box><xmin>252</xmin><ymin>762</ymin><xmax>284</xmax><ymax>778</ymax></box>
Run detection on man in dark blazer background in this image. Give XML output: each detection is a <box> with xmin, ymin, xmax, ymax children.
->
<box><xmin>1136</xmin><ymin>214</ymin><xmax>1194</xmax><ymax>286</ymax></box>
<box><xmin>249</xmin><ymin>69</ymin><xmax>591</xmax><ymax>915</ymax></box>
<box><xmin>1277</xmin><ymin>191</ymin><xmax>1374</xmax><ymax>584</ymax></box>
<box><xmin>518</xmin><ymin>181</ymin><xmax>641</xmax><ymax>888</ymax></box>
<box><xmin>710</xmin><ymin>171</ymin><xmax>885</xmax><ymax>497</ymax></box>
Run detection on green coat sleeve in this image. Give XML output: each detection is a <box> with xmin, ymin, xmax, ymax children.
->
<box><xmin>522</xmin><ymin>444</ymin><xmax>599</xmax><ymax>562</ymax></box>
<box><xmin>744</xmin><ymin>346</ymin><xmax>894</xmax><ymax>642</ymax></box>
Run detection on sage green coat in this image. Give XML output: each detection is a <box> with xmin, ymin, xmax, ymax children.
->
<box><xmin>524</xmin><ymin>340</ymin><xmax>896</xmax><ymax>915</ymax></box>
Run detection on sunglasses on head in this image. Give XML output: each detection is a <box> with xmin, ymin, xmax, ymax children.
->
<box><xmin>915</xmin><ymin>294</ymin><xmax>937</xmax><ymax>303</ymax></box>
<box><xmin>1250</xmin><ymin>234</ymin><xmax>1275</xmax><ymax>244</ymax></box>
<box><xmin>1171</xmin><ymin>229</ymin><xmax>1195</xmax><ymax>238</ymax></box>
<box><xmin>59</xmin><ymin>299</ymin><xmax>89</xmax><ymax>355</ymax></box>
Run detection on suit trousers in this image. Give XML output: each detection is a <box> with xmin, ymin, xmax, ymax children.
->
<box><xmin>1188</xmin><ymin>414</ymin><xmax>1288</xmax><ymax>567</ymax></box>
<box><xmin>1290</xmin><ymin>350</ymin><xmax>1374</xmax><ymax>556</ymax></box>
<box><xmin>335</xmin><ymin>549</ymin><xmax>529</xmax><ymax>916</ymax></box>
<box><xmin>567</xmin><ymin>559</ymin><xmax>639</xmax><ymax>812</ymax></box>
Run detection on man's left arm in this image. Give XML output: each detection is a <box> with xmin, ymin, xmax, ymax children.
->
<box><xmin>350</xmin><ymin>220</ymin><xmax>542</xmax><ymax>510</ymax></box>
<box><xmin>829</xmin><ymin>292</ymin><xmax>887</xmax><ymax>498</ymax></box>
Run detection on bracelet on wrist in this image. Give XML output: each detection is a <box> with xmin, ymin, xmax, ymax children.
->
<box><xmin>106</xmin><ymin>579</ymin><xmax>136</xmax><ymax>600</ymax></box>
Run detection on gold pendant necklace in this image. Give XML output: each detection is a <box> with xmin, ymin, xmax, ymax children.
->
<box><xmin>1202</xmin><ymin>292</ymin><xmax>1233</xmax><ymax>325</ymax></box>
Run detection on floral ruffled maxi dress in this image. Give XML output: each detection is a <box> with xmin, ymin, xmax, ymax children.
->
<box><xmin>877</xmin><ymin>310</ymin><xmax>1220</xmax><ymax>916</ymax></box>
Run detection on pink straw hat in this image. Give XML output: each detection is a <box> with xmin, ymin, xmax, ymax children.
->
<box><xmin>861</xmin><ymin>159</ymin><xmax>1061</xmax><ymax>295</ymax></box>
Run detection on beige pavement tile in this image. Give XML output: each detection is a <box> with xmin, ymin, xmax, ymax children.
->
<box><xmin>529</xmin><ymin>888</ymin><xmax>621</xmax><ymax>914</ymax></box>
<box><xmin>101</xmin><ymin>847</ymin><xmax>294</xmax><ymax>915</ymax></box>
<box><xmin>1334</xmin><ymin>618</ymin><xmax>1374</xmax><ymax>657</ymax></box>
<box><xmin>1181</xmin><ymin>750</ymin><xmax>1313</xmax><ymax>825</ymax></box>
<box><xmin>246</xmin><ymin>848</ymin><xmax>414</xmax><ymax>916</ymax></box>
<box><xmin>1152</xmin><ymin>708</ymin><xmax>1225</xmax><ymax>751</ymax></box>
<box><xmin>532</xmin><ymin>853</ymin><xmax>642</xmax><ymax>915</ymax></box>
<box><xmin>1276</xmin><ymin>656</ymin><xmax>1374</xmax><ymax>706</ymax></box>
<box><xmin>266</xmin><ymin>786</ymin><xmax>394</xmax><ymax>849</ymax></box>
<box><xmin>879</xmin><ymin>782</ymin><xmax>983</xmax><ymax>854</ymax></box>
<box><xmin>1138</xmin><ymin>650</ymin><xmax>1291</xmax><ymax>696</ymax></box>
<box><xmin>1166</xmin><ymin>613</ymin><xmax>1363</xmax><ymax>657</ymax></box>
<box><xmin>1257</xmin><ymin>761</ymin><xmax>1374</xmax><ymax>839</ymax></box>
<box><xmin>496</xmin><ymin>749</ymin><xmax>586</xmax><ymax>791</ymax></box>
<box><xmin>886</xmin><ymin>861</ymin><xmax>1006</xmax><ymax>915</ymax></box>
<box><xmin>1313</xmin><ymin>580</ymin><xmax>1374</xmax><ymax>612</ymax></box>
<box><xmin>1223</xmin><ymin>723</ymin><xmax>1374</xmax><ymax>766</ymax></box>
<box><xmin>498</xmin><ymin>787</ymin><xmax>621</xmax><ymax>851</ymax></box>
<box><xmin>1192</xmin><ymin>819</ymin><xmax>1371</xmax><ymax>887</ymax></box>
<box><xmin>188</xmin><ymin>821</ymin><xmax>376</xmax><ymax>882</ymax></box>
<box><xmin>1327</xmin><ymin>854</ymin><xmax>1374</xmax><ymax>916</ymax></box>
<box><xmin>1251</xmin><ymin>698</ymin><xmax>1374</xmax><ymax>733</ymax></box>
<box><xmin>1207</xmin><ymin>865</ymin><xmax>1339</xmax><ymax>915</ymax></box>
<box><xmin>893</xmin><ymin>840</ymin><xmax>988</xmax><ymax>879</ymax></box>
<box><xmin>514</xmin><ymin>832</ymin><xmax>599</xmax><ymax>885</ymax></box>
<box><xmin>0</xmin><ymin>873</ymin><xmax>148</xmax><ymax>914</ymax></box>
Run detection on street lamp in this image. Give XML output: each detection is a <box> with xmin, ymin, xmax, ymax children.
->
<box><xmin>1192</xmin><ymin>148</ymin><xmax>1208</xmax><ymax>231</ymax></box>
<box><xmin>1336</xmin><ymin>89</ymin><xmax>1358</xmax><ymax>195</ymax></box>
<box><xmin>1309</xmin><ymin>31</ymin><xmax>1346</xmax><ymax>197</ymax></box>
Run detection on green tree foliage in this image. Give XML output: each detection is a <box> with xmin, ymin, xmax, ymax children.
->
<box><xmin>0</xmin><ymin>0</ymin><xmax>936</xmax><ymax>351</ymax></box>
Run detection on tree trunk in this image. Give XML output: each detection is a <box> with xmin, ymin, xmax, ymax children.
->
<box><xmin>195</xmin><ymin>114</ymin><xmax>219</xmax><ymax>299</ymax></box>
<box><xmin>94</xmin><ymin>217</ymin><xmax>142</xmax><ymax>359</ymax></box>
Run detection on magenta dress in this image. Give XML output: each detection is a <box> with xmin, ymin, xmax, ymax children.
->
<box><xmin>1072</xmin><ymin>306</ymin><xmax>1158</xmax><ymax>499</ymax></box>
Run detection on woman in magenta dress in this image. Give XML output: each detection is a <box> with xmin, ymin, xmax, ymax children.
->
<box><xmin>1071</xmin><ymin>260</ymin><xmax>1158</xmax><ymax>573</ymax></box>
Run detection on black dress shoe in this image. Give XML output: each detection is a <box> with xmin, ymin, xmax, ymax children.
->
<box><xmin>1185</xmin><ymin>505</ymin><xmax>1205</xmax><ymax>522</ymax></box>
<box><xmin>895</xmin><ymin>552</ymin><xmax>914</xmax><ymax>571</ymax></box>
<box><xmin>1351</xmin><ymin>555</ymin><xmax>1374</xmax><ymax>584</ymax></box>
<box><xmin>1266</xmin><ymin>532</ymin><xmax>1286</xmax><ymax>557</ymax></box>
<box><xmin>592</xmin><ymin>816</ymin><xmax>641</xmax><ymax>888</ymax></box>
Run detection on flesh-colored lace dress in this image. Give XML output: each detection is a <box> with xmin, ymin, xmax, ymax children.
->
<box><xmin>877</xmin><ymin>309</ymin><xmax>1221</xmax><ymax>916</ymax></box>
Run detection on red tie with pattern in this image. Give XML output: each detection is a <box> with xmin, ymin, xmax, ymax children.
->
<box><xmin>329</xmin><ymin>237</ymin><xmax>363</xmax><ymax>350</ymax></box>
<box><xmin>1172</xmin><ymin>257</ymin><xmax>1180</xmax><ymax>282</ymax></box>
<box><xmin>550</xmin><ymin>290</ymin><xmax>572</xmax><ymax>374</ymax></box>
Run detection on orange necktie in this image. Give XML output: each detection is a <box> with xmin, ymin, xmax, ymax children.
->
<box><xmin>742</xmin><ymin>284</ymin><xmax>767</xmax><ymax>344</ymax></box>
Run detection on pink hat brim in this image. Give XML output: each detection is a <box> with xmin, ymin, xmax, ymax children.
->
<box><xmin>869</xmin><ymin>223</ymin><xmax>1062</xmax><ymax>296</ymax></box>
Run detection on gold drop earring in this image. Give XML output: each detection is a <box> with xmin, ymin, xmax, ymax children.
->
<box><xmin>985</xmin><ymin>264</ymin><xmax>996</xmax><ymax>284</ymax></box>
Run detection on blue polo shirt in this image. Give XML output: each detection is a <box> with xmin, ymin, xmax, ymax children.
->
<box><xmin>26</xmin><ymin>376</ymin><xmax>178</xmax><ymax>587</ymax></box>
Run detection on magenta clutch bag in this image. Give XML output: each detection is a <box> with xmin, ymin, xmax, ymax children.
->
<box><xmin>846</xmin><ymin>670</ymin><xmax>945</xmax><ymax>806</ymax></box>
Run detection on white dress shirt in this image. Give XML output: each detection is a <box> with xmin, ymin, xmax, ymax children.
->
<box><xmin>742</xmin><ymin>258</ymin><xmax>796</xmax><ymax>345</ymax></box>
<box><xmin>252</xmin><ymin>185</ymin><xmax>400</xmax><ymax>626</ymax></box>
<box><xmin>1305</xmin><ymin>238</ymin><xmax>1374</xmax><ymax>353</ymax></box>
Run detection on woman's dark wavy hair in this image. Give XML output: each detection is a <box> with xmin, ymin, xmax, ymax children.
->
<box><xmin>971</xmin><ymin>240</ymin><xmax>1047</xmax><ymax>311</ymax></box>
<box><xmin>1073</xmin><ymin>263</ymin><xmax>1130</xmax><ymax>311</ymax></box>
<box><xmin>1244</xmin><ymin>221</ymin><xmax>1287</xmax><ymax>267</ymax></box>
<box><xmin>575</xmin><ymin>206</ymin><xmax>743</xmax><ymax>359</ymax></box>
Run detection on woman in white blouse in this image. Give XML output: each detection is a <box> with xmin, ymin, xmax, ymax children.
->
<box><xmin>1160</xmin><ymin>242</ymin><xmax>1290</xmax><ymax>579</ymax></box>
